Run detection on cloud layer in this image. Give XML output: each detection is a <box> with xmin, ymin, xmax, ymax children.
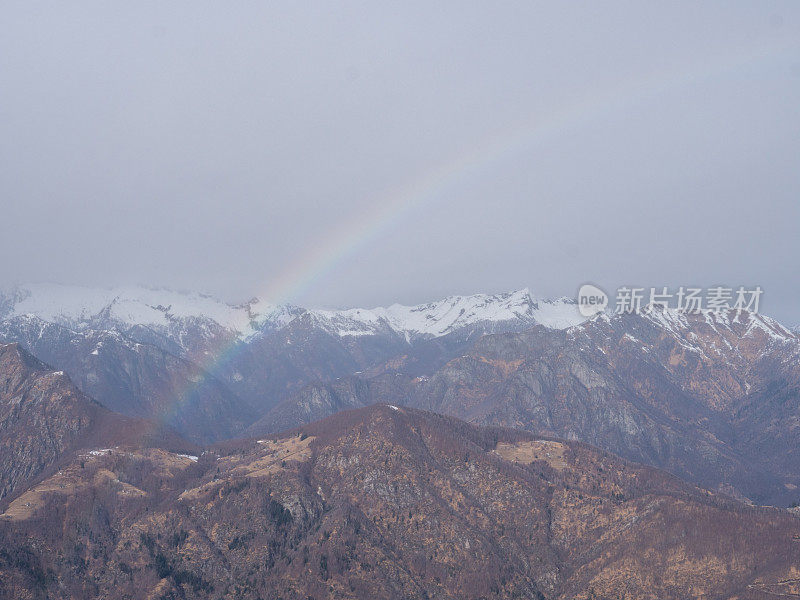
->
<box><xmin>1</xmin><ymin>2</ymin><xmax>798</xmax><ymax>321</ymax></box>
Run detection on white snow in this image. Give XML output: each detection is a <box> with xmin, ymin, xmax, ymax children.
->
<box><xmin>742</xmin><ymin>312</ymin><xmax>795</xmax><ymax>342</ymax></box>
<box><xmin>378</xmin><ymin>289</ymin><xmax>537</xmax><ymax>336</ymax></box>
<box><xmin>88</xmin><ymin>448</ymin><xmax>113</xmax><ymax>456</ymax></box>
<box><xmin>177</xmin><ymin>453</ymin><xmax>199</xmax><ymax>462</ymax></box>
<box><xmin>4</xmin><ymin>284</ymin><xmax>796</xmax><ymax>350</ymax></box>
<box><xmin>311</xmin><ymin>289</ymin><xmax>586</xmax><ymax>339</ymax></box>
<box><xmin>630</xmin><ymin>306</ymin><xmax>798</xmax><ymax>362</ymax></box>
<box><xmin>2</xmin><ymin>284</ymin><xmax>587</xmax><ymax>343</ymax></box>
<box><xmin>530</xmin><ymin>297</ymin><xmax>587</xmax><ymax>329</ymax></box>
<box><xmin>388</xmin><ymin>404</ymin><xmax>399</xmax><ymax>411</ymax></box>
<box><xmin>3</xmin><ymin>283</ymin><xmax>289</xmax><ymax>339</ymax></box>
<box><xmin>643</xmin><ymin>307</ymin><xmax>794</xmax><ymax>345</ymax></box>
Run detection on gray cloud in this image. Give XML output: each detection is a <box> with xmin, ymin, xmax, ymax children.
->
<box><xmin>1</xmin><ymin>2</ymin><xmax>798</xmax><ymax>322</ymax></box>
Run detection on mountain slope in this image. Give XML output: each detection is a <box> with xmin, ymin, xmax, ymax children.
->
<box><xmin>2</xmin><ymin>405</ymin><xmax>800</xmax><ymax>599</ymax></box>
<box><xmin>0</xmin><ymin>317</ymin><xmax>255</xmax><ymax>444</ymax></box>
<box><xmin>0</xmin><ymin>284</ymin><xmax>586</xmax><ymax>430</ymax></box>
<box><xmin>0</xmin><ymin>343</ymin><xmax>191</xmax><ymax>505</ymax></box>
<box><xmin>250</xmin><ymin>308</ymin><xmax>800</xmax><ymax>506</ymax></box>
<box><xmin>245</xmin><ymin>373</ymin><xmax>413</xmax><ymax>437</ymax></box>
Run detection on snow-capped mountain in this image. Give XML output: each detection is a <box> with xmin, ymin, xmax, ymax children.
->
<box><xmin>0</xmin><ymin>283</ymin><xmax>586</xmax><ymax>441</ymax></box>
<box><xmin>309</xmin><ymin>289</ymin><xmax>585</xmax><ymax>341</ymax></box>
<box><xmin>596</xmin><ymin>304</ymin><xmax>798</xmax><ymax>357</ymax></box>
<box><xmin>250</xmin><ymin>304</ymin><xmax>800</xmax><ymax>506</ymax></box>
<box><xmin>0</xmin><ymin>283</ymin><xmax>586</xmax><ymax>344</ymax></box>
<box><xmin>2</xmin><ymin>282</ymin><xmax>800</xmax><ymax>505</ymax></box>
<box><xmin>0</xmin><ymin>283</ymin><xmax>295</xmax><ymax>338</ymax></box>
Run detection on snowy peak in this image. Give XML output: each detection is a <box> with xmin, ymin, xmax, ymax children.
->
<box><xmin>640</xmin><ymin>305</ymin><xmax>797</xmax><ymax>345</ymax></box>
<box><xmin>573</xmin><ymin>305</ymin><xmax>799</xmax><ymax>368</ymax></box>
<box><xmin>381</xmin><ymin>289</ymin><xmax>538</xmax><ymax>337</ymax></box>
<box><xmin>0</xmin><ymin>283</ymin><xmax>294</xmax><ymax>337</ymax></box>
<box><xmin>310</xmin><ymin>289</ymin><xmax>585</xmax><ymax>340</ymax></box>
<box><xmin>379</xmin><ymin>289</ymin><xmax>586</xmax><ymax>337</ymax></box>
<box><xmin>0</xmin><ymin>284</ymin><xmax>587</xmax><ymax>343</ymax></box>
<box><xmin>576</xmin><ymin>304</ymin><xmax>797</xmax><ymax>343</ymax></box>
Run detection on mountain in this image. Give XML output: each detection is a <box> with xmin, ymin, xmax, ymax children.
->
<box><xmin>5</xmin><ymin>283</ymin><xmax>800</xmax><ymax>506</ymax></box>
<box><xmin>0</xmin><ymin>343</ymin><xmax>192</xmax><ymax>505</ymax></box>
<box><xmin>0</xmin><ymin>284</ymin><xmax>584</xmax><ymax>346</ymax></box>
<box><xmin>307</xmin><ymin>288</ymin><xmax>584</xmax><ymax>341</ymax></box>
<box><xmin>250</xmin><ymin>307</ymin><xmax>800</xmax><ymax>506</ymax></box>
<box><xmin>0</xmin><ymin>283</ymin><xmax>299</xmax><ymax>360</ymax></box>
<box><xmin>245</xmin><ymin>373</ymin><xmax>414</xmax><ymax>437</ymax></box>
<box><xmin>3</xmin><ymin>404</ymin><xmax>800</xmax><ymax>600</ymax></box>
<box><xmin>0</xmin><ymin>316</ymin><xmax>255</xmax><ymax>444</ymax></box>
<box><xmin>0</xmin><ymin>284</ymin><xmax>585</xmax><ymax>436</ymax></box>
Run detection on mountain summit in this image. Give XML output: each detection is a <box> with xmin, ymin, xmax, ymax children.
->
<box><xmin>0</xmin><ymin>283</ymin><xmax>586</xmax><ymax>342</ymax></box>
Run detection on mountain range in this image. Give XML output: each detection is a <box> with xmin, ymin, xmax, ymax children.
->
<box><xmin>0</xmin><ymin>284</ymin><xmax>584</xmax><ymax>442</ymax></box>
<box><xmin>3</xmin><ymin>284</ymin><xmax>798</xmax><ymax>505</ymax></box>
<box><xmin>2</xmin><ymin>283</ymin><xmax>800</xmax><ymax>598</ymax></box>
<box><xmin>254</xmin><ymin>307</ymin><xmax>800</xmax><ymax>505</ymax></box>
<box><xmin>2</xmin><ymin>349</ymin><xmax>800</xmax><ymax>600</ymax></box>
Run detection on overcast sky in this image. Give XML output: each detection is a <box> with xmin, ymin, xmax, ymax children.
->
<box><xmin>1</xmin><ymin>2</ymin><xmax>798</xmax><ymax>321</ymax></box>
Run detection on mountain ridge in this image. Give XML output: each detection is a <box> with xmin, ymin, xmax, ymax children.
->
<box><xmin>4</xmin><ymin>403</ymin><xmax>800</xmax><ymax>599</ymax></box>
<box><xmin>248</xmin><ymin>307</ymin><xmax>800</xmax><ymax>506</ymax></box>
<box><xmin>0</xmin><ymin>342</ymin><xmax>193</xmax><ymax>506</ymax></box>
<box><xmin>0</xmin><ymin>283</ymin><xmax>586</xmax><ymax>344</ymax></box>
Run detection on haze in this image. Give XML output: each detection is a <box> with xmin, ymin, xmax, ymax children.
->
<box><xmin>1</xmin><ymin>2</ymin><xmax>798</xmax><ymax>322</ymax></box>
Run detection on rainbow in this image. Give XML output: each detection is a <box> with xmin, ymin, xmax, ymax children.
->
<box><xmin>162</xmin><ymin>35</ymin><xmax>798</xmax><ymax>430</ymax></box>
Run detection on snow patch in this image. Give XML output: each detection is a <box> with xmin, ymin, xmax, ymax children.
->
<box><xmin>88</xmin><ymin>448</ymin><xmax>113</xmax><ymax>456</ymax></box>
